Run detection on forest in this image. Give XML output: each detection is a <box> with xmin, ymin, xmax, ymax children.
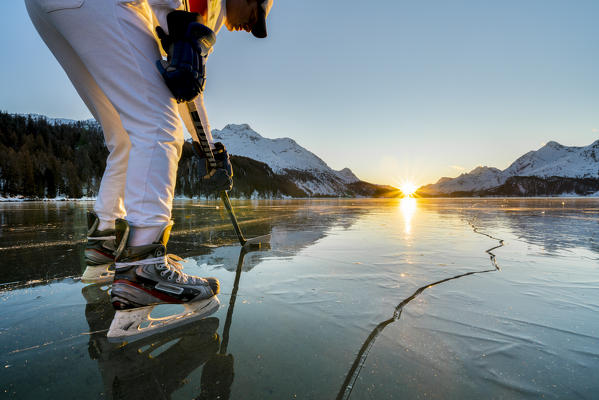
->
<box><xmin>0</xmin><ymin>112</ymin><xmax>308</xmax><ymax>199</ymax></box>
<box><xmin>0</xmin><ymin>112</ymin><xmax>107</xmax><ymax>198</ymax></box>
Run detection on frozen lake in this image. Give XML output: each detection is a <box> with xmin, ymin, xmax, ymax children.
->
<box><xmin>1</xmin><ymin>198</ymin><xmax>598</xmax><ymax>399</ymax></box>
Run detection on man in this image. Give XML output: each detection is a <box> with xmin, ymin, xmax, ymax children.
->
<box><xmin>25</xmin><ymin>0</ymin><xmax>272</xmax><ymax>316</ymax></box>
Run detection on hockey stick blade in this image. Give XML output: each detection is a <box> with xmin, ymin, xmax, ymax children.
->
<box><xmin>242</xmin><ymin>233</ymin><xmax>271</xmax><ymax>249</ymax></box>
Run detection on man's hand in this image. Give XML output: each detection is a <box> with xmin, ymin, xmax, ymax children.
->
<box><xmin>155</xmin><ymin>11</ymin><xmax>216</xmax><ymax>103</ymax></box>
<box><xmin>196</xmin><ymin>142</ymin><xmax>233</xmax><ymax>192</ymax></box>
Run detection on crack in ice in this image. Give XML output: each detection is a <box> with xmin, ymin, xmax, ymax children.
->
<box><xmin>336</xmin><ymin>218</ymin><xmax>504</xmax><ymax>400</ymax></box>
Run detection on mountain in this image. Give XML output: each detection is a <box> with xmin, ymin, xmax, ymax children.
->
<box><xmin>213</xmin><ymin>124</ymin><xmax>358</xmax><ymax>180</ymax></box>
<box><xmin>0</xmin><ymin>112</ymin><xmax>394</xmax><ymax>199</ymax></box>
<box><xmin>421</xmin><ymin>140</ymin><xmax>599</xmax><ymax>196</ymax></box>
<box><xmin>188</xmin><ymin>124</ymin><xmax>397</xmax><ymax>198</ymax></box>
<box><xmin>483</xmin><ymin>176</ymin><xmax>599</xmax><ymax>197</ymax></box>
<box><xmin>181</xmin><ymin>123</ymin><xmax>395</xmax><ymax>198</ymax></box>
<box><xmin>211</xmin><ymin>124</ymin><xmax>361</xmax><ymax>196</ymax></box>
<box><xmin>503</xmin><ymin>140</ymin><xmax>599</xmax><ymax>178</ymax></box>
<box><xmin>422</xmin><ymin>166</ymin><xmax>504</xmax><ymax>194</ymax></box>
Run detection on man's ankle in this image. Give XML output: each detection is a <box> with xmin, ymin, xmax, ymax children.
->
<box><xmin>129</xmin><ymin>225</ymin><xmax>164</xmax><ymax>247</ymax></box>
<box><xmin>97</xmin><ymin>219</ymin><xmax>115</xmax><ymax>231</ymax></box>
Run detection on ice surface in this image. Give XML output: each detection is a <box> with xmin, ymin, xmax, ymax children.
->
<box><xmin>1</xmin><ymin>199</ymin><xmax>598</xmax><ymax>399</ymax></box>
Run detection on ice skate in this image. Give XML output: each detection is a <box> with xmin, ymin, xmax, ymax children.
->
<box><xmin>107</xmin><ymin>219</ymin><xmax>220</xmax><ymax>342</ymax></box>
<box><xmin>82</xmin><ymin>211</ymin><xmax>116</xmax><ymax>284</ymax></box>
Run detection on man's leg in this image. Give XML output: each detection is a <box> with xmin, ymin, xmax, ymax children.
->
<box><xmin>26</xmin><ymin>0</ymin><xmax>184</xmax><ymax>245</ymax></box>
<box><xmin>25</xmin><ymin>0</ymin><xmax>130</xmax><ymax>227</ymax></box>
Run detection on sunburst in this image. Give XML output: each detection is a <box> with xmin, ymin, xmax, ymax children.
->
<box><xmin>399</xmin><ymin>181</ymin><xmax>418</xmax><ymax>197</ymax></box>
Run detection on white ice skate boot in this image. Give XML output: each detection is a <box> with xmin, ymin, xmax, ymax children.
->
<box><xmin>82</xmin><ymin>211</ymin><xmax>116</xmax><ymax>284</ymax></box>
<box><xmin>107</xmin><ymin>219</ymin><xmax>220</xmax><ymax>342</ymax></box>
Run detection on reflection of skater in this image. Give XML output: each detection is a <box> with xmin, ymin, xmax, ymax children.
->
<box><xmin>82</xmin><ymin>284</ymin><xmax>220</xmax><ymax>399</ymax></box>
<box><xmin>82</xmin><ymin>246</ymin><xmax>262</xmax><ymax>398</ymax></box>
<box><xmin>198</xmin><ymin>247</ymin><xmax>256</xmax><ymax>399</ymax></box>
<box><xmin>26</xmin><ymin>0</ymin><xmax>273</xmax><ymax>334</ymax></box>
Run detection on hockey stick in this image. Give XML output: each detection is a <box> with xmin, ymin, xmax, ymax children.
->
<box><xmin>185</xmin><ymin>101</ymin><xmax>270</xmax><ymax>248</ymax></box>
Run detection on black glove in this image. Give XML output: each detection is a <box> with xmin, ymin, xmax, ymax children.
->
<box><xmin>195</xmin><ymin>142</ymin><xmax>233</xmax><ymax>192</ymax></box>
<box><xmin>155</xmin><ymin>11</ymin><xmax>216</xmax><ymax>103</ymax></box>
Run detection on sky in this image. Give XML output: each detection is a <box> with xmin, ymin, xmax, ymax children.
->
<box><xmin>1</xmin><ymin>0</ymin><xmax>598</xmax><ymax>186</ymax></box>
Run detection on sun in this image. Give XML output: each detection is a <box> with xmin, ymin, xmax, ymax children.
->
<box><xmin>399</xmin><ymin>181</ymin><xmax>418</xmax><ymax>197</ymax></box>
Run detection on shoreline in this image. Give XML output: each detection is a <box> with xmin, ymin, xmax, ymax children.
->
<box><xmin>1</xmin><ymin>195</ymin><xmax>599</xmax><ymax>203</ymax></box>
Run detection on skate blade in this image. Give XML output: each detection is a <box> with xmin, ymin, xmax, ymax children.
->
<box><xmin>106</xmin><ymin>296</ymin><xmax>220</xmax><ymax>343</ymax></box>
<box><xmin>81</xmin><ymin>264</ymin><xmax>114</xmax><ymax>284</ymax></box>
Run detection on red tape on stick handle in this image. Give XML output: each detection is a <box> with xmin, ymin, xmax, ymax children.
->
<box><xmin>188</xmin><ymin>0</ymin><xmax>208</xmax><ymax>14</ymax></box>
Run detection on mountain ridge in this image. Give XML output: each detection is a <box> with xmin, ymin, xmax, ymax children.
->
<box><xmin>1</xmin><ymin>112</ymin><xmax>395</xmax><ymax>199</ymax></box>
<box><xmin>212</xmin><ymin>123</ymin><xmax>359</xmax><ymax>183</ymax></box>
<box><xmin>421</xmin><ymin>140</ymin><xmax>599</xmax><ymax>196</ymax></box>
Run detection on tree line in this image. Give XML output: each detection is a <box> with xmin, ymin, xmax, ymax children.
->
<box><xmin>1</xmin><ymin>112</ymin><xmax>391</xmax><ymax>199</ymax></box>
<box><xmin>0</xmin><ymin>112</ymin><xmax>300</xmax><ymax>199</ymax></box>
<box><xmin>0</xmin><ymin>112</ymin><xmax>107</xmax><ymax>198</ymax></box>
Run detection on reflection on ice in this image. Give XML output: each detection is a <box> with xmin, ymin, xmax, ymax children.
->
<box><xmin>81</xmin><ymin>246</ymin><xmax>262</xmax><ymax>399</ymax></box>
<box><xmin>336</xmin><ymin>216</ymin><xmax>503</xmax><ymax>400</ymax></box>
<box><xmin>419</xmin><ymin>198</ymin><xmax>599</xmax><ymax>256</ymax></box>
<box><xmin>82</xmin><ymin>285</ymin><xmax>222</xmax><ymax>399</ymax></box>
<box><xmin>399</xmin><ymin>197</ymin><xmax>417</xmax><ymax>235</ymax></box>
<box><xmin>1</xmin><ymin>199</ymin><xmax>599</xmax><ymax>399</ymax></box>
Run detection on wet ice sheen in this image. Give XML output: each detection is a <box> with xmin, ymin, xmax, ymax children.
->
<box><xmin>0</xmin><ymin>198</ymin><xmax>598</xmax><ymax>399</ymax></box>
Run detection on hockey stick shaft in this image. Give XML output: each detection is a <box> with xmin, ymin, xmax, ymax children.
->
<box><xmin>185</xmin><ymin>101</ymin><xmax>248</xmax><ymax>246</ymax></box>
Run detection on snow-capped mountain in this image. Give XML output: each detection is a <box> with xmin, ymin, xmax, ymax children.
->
<box><xmin>12</xmin><ymin>113</ymin><xmax>392</xmax><ymax>198</ymax></box>
<box><xmin>211</xmin><ymin>124</ymin><xmax>361</xmax><ymax>196</ymax></box>
<box><xmin>422</xmin><ymin>140</ymin><xmax>599</xmax><ymax>195</ymax></box>
<box><xmin>423</xmin><ymin>166</ymin><xmax>504</xmax><ymax>194</ymax></box>
<box><xmin>213</xmin><ymin>124</ymin><xmax>358</xmax><ymax>180</ymax></box>
<box><xmin>24</xmin><ymin>114</ymin><xmax>363</xmax><ymax>193</ymax></box>
<box><xmin>503</xmin><ymin>140</ymin><xmax>599</xmax><ymax>178</ymax></box>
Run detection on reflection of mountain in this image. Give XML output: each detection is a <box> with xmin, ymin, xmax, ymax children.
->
<box><xmin>421</xmin><ymin>199</ymin><xmax>599</xmax><ymax>255</ymax></box>
<box><xmin>178</xmin><ymin>204</ymin><xmax>366</xmax><ymax>272</ymax></box>
<box><xmin>489</xmin><ymin>206</ymin><xmax>599</xmax><ymax>255</ymax></box>
<box><xmin>1</xmin><ymin>201</ymin><xmax>366</xmax><ymax>286</ymax></box>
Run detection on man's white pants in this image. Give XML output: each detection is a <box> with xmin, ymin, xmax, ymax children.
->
<box><xmin>26</xmin><ymin>0</ymin><xmax>186</xmax><ymax>243</ymax></box>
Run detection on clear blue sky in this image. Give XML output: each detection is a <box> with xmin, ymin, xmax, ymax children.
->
<box><xmin>2</xmin><ymin>0</ymin><xmax>598</xmax><ymax>186</ymax></box>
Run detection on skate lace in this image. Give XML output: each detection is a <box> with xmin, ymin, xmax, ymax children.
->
<box><xmin>116</xmin><ymin>254</ymin><xmax>200</xmax><ymax>284</ymax></box>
